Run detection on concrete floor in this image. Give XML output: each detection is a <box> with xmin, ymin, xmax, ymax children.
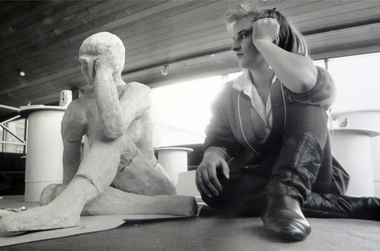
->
<box><xmin>1</xmin><ymin>196</ymin><xmax>379</xmax><ymax>250</ymax></box>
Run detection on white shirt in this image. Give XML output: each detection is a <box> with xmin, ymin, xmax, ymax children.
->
<box><xmin>232</xmin><ymin>70</ymin><xmax>277</xmax><ymax>143</ymax></box>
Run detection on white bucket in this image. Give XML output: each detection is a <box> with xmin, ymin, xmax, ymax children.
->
<box><xmin>25</xmin><ymin>110</ymin><xmax>65</xmax><ymax>201</ymax></box>
<box><xmin>155</xmin><ymin>147</ymin><xmax>193</xmax><ymax>186</ymax></box>
<box><xmin>330</xmin><ymin>128</ymin><xmax>376</xmax><ymax>196</ymax></box>
<box><xmin>332</xmin><ymin>110</ymin><xmax>380</xmax><ymax>197</ymax></box>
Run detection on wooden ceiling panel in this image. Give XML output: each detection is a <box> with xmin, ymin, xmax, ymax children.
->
<box><xmin>0</xmin><ymin>1</ymin><xmax>23</xmax><ymax>16</ymax></box>
<box><xmin>0</xmin><ymin>2</ymin><xmax>145</xmax><ymax>70</ymax></box>
<box><xmin>0</xmin><ymin>2</ymin><xmax>53</xmax><ymax>37</ymax></box>
<box><xmin>121</xmin><ymin>4</ymin><xmax>227</xmax><ymax>48</ymax></box>
<box><xmin>1</xmin><ymin>2</ymin><xmax>96</xmax><ymax>56</ymax></box>
<box><xmin>307</xmin><ymin>23</ymin><xmax>380</xmax><ymax>55</ymax></box>
<box><xmin>293</xmin><ymin>1</ymin><xmax>380</xmax><ymax>33</ymax></box>
<box><xmin>0</xmin><ymin>0</ymin><xmax>379</xmax><ymax>119</ymax></box>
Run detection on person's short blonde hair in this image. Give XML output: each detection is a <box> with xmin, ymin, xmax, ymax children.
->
<box><xmin>225</xmin><ymin>2</ymin><xmax>309</xmax><ymax>57</ymax></box>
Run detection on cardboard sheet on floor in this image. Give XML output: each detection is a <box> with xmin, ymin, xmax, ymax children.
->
<box><xmin>0</xmin><ymin>214</ymin><xmax>183</xmax><ymax>247</ymax></box>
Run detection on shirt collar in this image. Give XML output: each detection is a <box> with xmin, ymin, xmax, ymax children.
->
<box><xmin>232</xmin><ymin>69</ymin><xmax>278</xmax><ymax>93</ymax></box>
<box><xmin>232</xmin><ymin>70</ymin><xmax>252</xmax><ymax>95</ymax></box>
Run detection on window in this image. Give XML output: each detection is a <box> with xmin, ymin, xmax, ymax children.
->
<box><xmin>0</xmin><ymin>118</ymin><xmax>26</xmax><ymax>153</ymax></box>
<box><xmin>327</xmin><ymin>52</ymin><xmax>380</xmax><ymax>113</ymax></box>
<box><xmin>313</xmin><ymin>60</ymin><xmax>326</xmax><ymax>69</ymax></box>
<box><xmin>151</xmin><ymin>73</ymin><xmax>240</xmax><ymax>147</ymax></box>
<box><xmin>314</xmin><ymin>53</ymin><xmax>380</xmax><ymax>113</ymax></box>
<box><xmin>151</xmin><ymin>52</ymin><xmax>380</xmax><ymax>147</ymax></box>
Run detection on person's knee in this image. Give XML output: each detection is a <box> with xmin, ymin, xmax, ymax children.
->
<box><xmin>199</xmin><ymin>170</ymin><xmax>241</xmax><ymax>215</ymax></box>
<box><xmin>284</xmin><ymin>105</ymin><xmax>328</xmax><ymax>147</ymax></box>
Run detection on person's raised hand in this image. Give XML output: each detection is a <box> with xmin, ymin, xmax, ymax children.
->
<box><xmin>252</xmin><ymin>18</ymin><xmax>280</xmax><ymax>45</ymax></box>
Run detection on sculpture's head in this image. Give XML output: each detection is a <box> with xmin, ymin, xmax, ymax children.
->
<box><xmin>79</xmin><ymin>32</ymin><xmax>125</xmax><ymax>85</ymax></box>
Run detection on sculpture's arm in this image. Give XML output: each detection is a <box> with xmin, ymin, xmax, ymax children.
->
<box><xmin>93</xmin><ymin>59</ymin><xmax>124</xmax><ymax>139</ymax></box>
<box><xmin>61</xmin><ymin>100</ymin><xmax>87</xmax><ymax>184</ymax></box>
<box><xmin>119</xmin><ymin>82</ymin><xmax>152</xmax><ymax>129</ymax></box>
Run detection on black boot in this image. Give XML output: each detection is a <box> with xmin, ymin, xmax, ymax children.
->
<box><xmin>262</xmin><ymin>132</ymin><xmax>323</xmax><ymax>242</ymax></box>
<box><xmin>302</xmin><ymin>193</ymin><xmax>380</xmax><ymax>221</ymax></box>
<box><xmin>262</xmin><ymin>192</ymin><xmax>311</xmax><ymax>241</ymax></box>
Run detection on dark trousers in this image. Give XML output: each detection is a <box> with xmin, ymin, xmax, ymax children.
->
<box><xmin>200</xmin><ymin>102</ymin><xmax>349</xmax><ymax>216</ymax></box>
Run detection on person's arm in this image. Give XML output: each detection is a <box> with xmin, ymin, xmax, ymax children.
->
<box><xmin>196</xmin><ymin>146</ymin><xmax>230</xmax><ymax>198</ymax></box>
<box><xmin>284</xmin><ymin>66</ymin><xmax>336</xmax><ymax>108</ymax></box>
<box><xmin>252</xmin><ymin>18</ymin><xmax>318</xmax><ymax>93</ymax></box>
<box><xmin>196</xmin><ymin>86</ymin><xmax>237</xmax><ymax>197</ymax></box>
<box><xmin>89</xmin><ymin>59</ymin><xmax>152</xmax><ymax>138</ymax></box>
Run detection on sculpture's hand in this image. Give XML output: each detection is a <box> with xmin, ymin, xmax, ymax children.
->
<box><xmin>93</xmin><ymin>59</ymin><xmax>124</xmax><ymax>139</ymax></box>
<box><xmin>93</xmin><ymin>59</ymin><xmax>113</xmax><ymax>82</ymax></box>
<box><xmin>78</xmin><ymin>55</ymin><xmax>101</xmax><ymax>87</ymax></box>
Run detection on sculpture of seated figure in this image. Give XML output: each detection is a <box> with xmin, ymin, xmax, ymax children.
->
<box><xmin>0</xmin><ymin>32</ymin><xmax>197</xmax><ymax>232</ymax></box>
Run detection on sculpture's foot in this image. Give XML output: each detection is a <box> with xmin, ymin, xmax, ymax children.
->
<box><xmin>0</xmin><ymin>200</ymin><xmax>81</xmax><ymax>233</ymax></box>
<box><xmin>158</xmin><ymin>195</ymin><xmax>198</xmax><ymax>217</ymax></box>
<box><xmin>40</xmin><ymin>183</ymin><xmax>67</xmax><ymax>206</ymax></box>
<box><xmin>0</xmin><ymin>209</ymin><xmax>15</xmax><ymax>218</ymax></box>
<box><xmin>82</xmin><ymin>187</ymin><xmax>198</xmax><ymax>217</ymax></box>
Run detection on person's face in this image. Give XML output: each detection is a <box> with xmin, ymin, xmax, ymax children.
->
<box><xmin>230</xmin><ymin>17</ymin><xmax>265</xmax><ymax>70</ymax></box>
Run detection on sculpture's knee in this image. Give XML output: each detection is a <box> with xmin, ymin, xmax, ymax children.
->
<box><xmin>40</xmin><ymin>184</ymin><xmax>67</xmax><ymax>206</ymax></box>
<box><xmin>73</xmin><ymin>141</ymin><xmax>122</xmax><ymax>195</ymax></box>
<box><xmin>117</xmin><ymin>144</ymin><xmax>139</xmax><ymax>172</ymax></box>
